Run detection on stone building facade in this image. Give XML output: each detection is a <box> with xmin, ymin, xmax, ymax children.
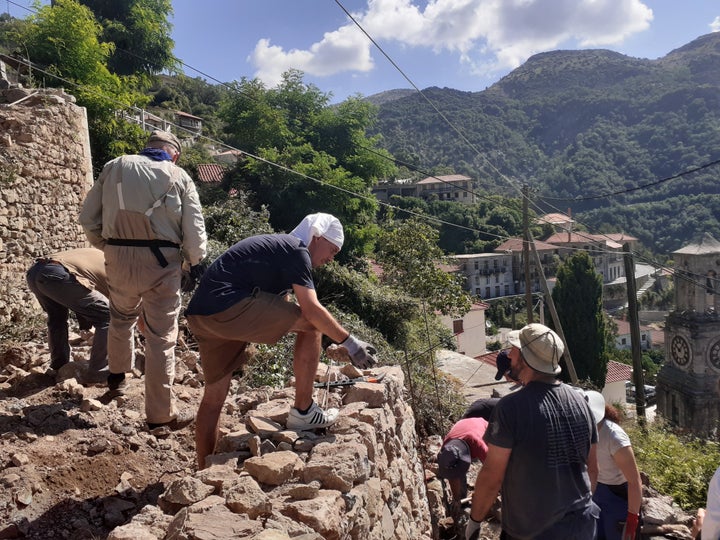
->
<box><xmin>656</xmin><ymin>233</ymin><xmax>720</xmax><ymax>436</ymax></box>
<box><xmin>0</xmin><ymin>86</ymin><xmax>93</xmax><ymax>326</ymax></box>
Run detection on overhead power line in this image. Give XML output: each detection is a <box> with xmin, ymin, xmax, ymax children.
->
<box><xmin>7</xmin><ymin>1</ymin><xmax>714</xmax><ymax>295</ymax></box>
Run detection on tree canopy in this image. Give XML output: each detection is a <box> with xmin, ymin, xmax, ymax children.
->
<box><xmin>77</xmin><ymin>0</ymin><xmax>176</xmax><ymax>76</ymax></box>
<box><xmin>551</xmin><ymin>251</ymin><xmax>609</xmax><ymax>387</ymax></box>
<box><xmin>219</xmin><ymin>70</ymin><xmax>396</xmax><ymax>259</ymax></box>
<box><xmin>375</xmin><ymin>217</ymin><xmax>471</xmax><ymax>318</ymax></box>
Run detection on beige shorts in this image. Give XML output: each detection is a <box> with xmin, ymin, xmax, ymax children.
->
<box><xmin>186</xmin><ymin>290</ymin><xmax>302</xmax><ymax>384</ymax></box>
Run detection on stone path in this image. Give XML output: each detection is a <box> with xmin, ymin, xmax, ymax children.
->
<box><xmin>435</xmin><ymin>349</ymin><xmax>519</xmax><ymax>405</ymax></box>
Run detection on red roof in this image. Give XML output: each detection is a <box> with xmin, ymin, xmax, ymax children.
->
<box><xmin>605</xmin><ymin>360</ymin><xmax>633</xmax><ymax>384</ymax></box>
<box><xmin>495</xmin><ymin>237</ymin><xmax>559</xmax><ymax>252</ymax></box>
<box><xmin>416</xmin><ymin>174</ymin><xmax>471</xmax><ymax>185</ymax></box>
<box><xmin>196</xmin><ymin>163</ymin><xmax>227</xmax><ymax>183</ymax></box>
<box><xmin>536</xmin><ymin>213</ymin><xmax>574</xmax><ymax>226</ymax></box>
<box><xmin>476</xmin><ymin>350</ymin><xmax>500</xmax><ymax>365</ymax></box>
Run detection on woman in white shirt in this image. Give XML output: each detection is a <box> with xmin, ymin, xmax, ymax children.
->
<box><xmin>585</xmin><ymin>390</ymin><xmax>643</xmax><ymax>540</ymax></box>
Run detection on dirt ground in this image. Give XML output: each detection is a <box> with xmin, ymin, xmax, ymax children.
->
<box><xmin>0</xmin><ymin>331</ymin><xmax>501</xmax><ymax>540</ymax></box>
<box><xmin>0</xmin><ymin>333</ymin><xmax>209</xmax><ymax>539</ymax></box>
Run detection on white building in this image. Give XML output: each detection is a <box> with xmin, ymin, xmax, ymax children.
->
<box><xmin>439</xmin><ymin>301</ymin><xmax>488</xmax><ymax>358</ymax></box>
<box><xmin>452</xmin><ymin>253</ymin><xmax>515</xmax><ymax>299</ymax></box>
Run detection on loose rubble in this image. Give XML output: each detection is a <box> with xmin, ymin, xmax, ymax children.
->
<box><xmin>0</xmin><ymin>333</ymin><xmax>702</xmax><ymax>539</ymax></box>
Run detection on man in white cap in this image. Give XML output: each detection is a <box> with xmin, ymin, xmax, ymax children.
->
<box><xmin>465</xmin><ymin>323</ymin><xmax>599</xmax><ymax>540</ymax></box>
<box><xmin>186</xmin><ymin>212</ymin><xmax>377</xmax><ymax>469</ymax></box>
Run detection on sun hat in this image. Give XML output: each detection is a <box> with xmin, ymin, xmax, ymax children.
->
<box><xmin>147</xmin><ymin>130</ymin><xmax>182</xmax><ymax>153</ymax></box>
<box><xmin>506</xmin><ymin>323</ymin><xmax>564</xmax><ymax>375</ymax></box>
<box><xmin>437</xmin><ymin>438</ymin><xmax>471</xmax><ymax>480</ymax></box>
<box><xmin>583</xmin><ymin>390</ymin><xmax>606</xmax><ymax>424</ymax></box>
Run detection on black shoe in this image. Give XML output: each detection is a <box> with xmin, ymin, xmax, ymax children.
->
<box><xmin>107</xmin><ymin>372</ymin><xmax>126</xmax><ymax>392</ymax></box>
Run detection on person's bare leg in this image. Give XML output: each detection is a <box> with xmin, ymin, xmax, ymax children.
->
<box><xmin>195</xmin><ymin>372</ymin><xmax>232</xmax><ymax>469</ymax></box>
<box><xmin>292</xmin><ymin>329</ymin><xmax>322</xmax><ymax>411</ymax></box>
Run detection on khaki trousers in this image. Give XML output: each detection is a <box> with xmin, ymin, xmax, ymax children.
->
<box><xmin>104</xmin><ymin>244</ymin><xmax>181</xmax><ymax>424</ymax></box>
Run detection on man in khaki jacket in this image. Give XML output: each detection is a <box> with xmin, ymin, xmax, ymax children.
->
<box><xmin>26</xmin><ymin>247</ymin><xmax>109</xmax><ymax>383</ymax></box>
<box><xmin>80</xmin><ymin>130</ymin><xmax>207</xmax><ymax>431</ymax></box>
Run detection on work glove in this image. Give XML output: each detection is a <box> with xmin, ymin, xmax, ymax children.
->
<box><xmin>190</xmin><ymin>263</ymin><xmax>206</xmax><ymax>282</ymax></box>
<box><xmin>621</xmin><ymin>512</ymin><xmax>639</xmax><ymax>540</ymax></box>
<box><xmin>181</xmin><ymin>263</ymin><xmax>206</xmax><ymax>293</ymax></box>
<box><xmin>465</xmin><ymin>517</ymin><xmax>483</xmax><ymax>540</ymax></box>
<box><xmin>340</xmin><ymin>334</ymin><xmax>377</xmax><ymax>369</ymax></box>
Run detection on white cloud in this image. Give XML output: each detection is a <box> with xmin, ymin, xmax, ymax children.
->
<box><xmin>249</xmin><ymin>0</ymin><xmax>653</xmax><ymax>87</ymax></box>
<box><xmin>711</xmin><ymin>16</ymin><xmax>720</xmax><ymax>32</ymax></box>
<box><xmin>249</xmin><ymin>25</ymin><xmax>374</xmax><ymax>88</ymax></box>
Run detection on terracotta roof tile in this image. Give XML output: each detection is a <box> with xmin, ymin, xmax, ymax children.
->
<box><xmin>606</xmin><ymin>360</ymin><xmax>633</xmax><ymax>383</ymax></box>
<box><xmin>196</xmin><ymin>163</ymin><xmax>227</xmax><ymax>183</ymax></box>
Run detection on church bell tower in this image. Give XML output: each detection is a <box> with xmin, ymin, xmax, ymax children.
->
<box><xmin>656</xmin><ymin>233</ymin><xmax>720</xmax><ymax>436</ymax></box>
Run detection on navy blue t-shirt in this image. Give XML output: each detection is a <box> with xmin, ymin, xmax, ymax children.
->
<box><xmin>185</xmin><ymin>234</ymin><xmax>314</xmax><ymax>316</ymax></box>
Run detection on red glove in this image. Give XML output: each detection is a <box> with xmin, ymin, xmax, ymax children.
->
<box><xmin>621</xmin><ymin>511</ymin><xmax>639</xmax><ymax>540</ymax></box>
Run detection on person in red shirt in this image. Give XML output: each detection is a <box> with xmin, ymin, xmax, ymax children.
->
<box><xmin>437</xmin><ymin>416</ymin><xmax>489</xmax><ymax>503</ymax></box>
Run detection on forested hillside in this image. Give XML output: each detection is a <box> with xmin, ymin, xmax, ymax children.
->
<box><xmin>370</xmin><ymin>33</ymin><xmax>720</xmax><ymax>255</ymax></box>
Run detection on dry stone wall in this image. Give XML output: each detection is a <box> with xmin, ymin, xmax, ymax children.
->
<box><xmin>0</xmin><ymin>85</ymin><xmax>93</xmax><ymax>326</ymax></box>
<box><xmin>107</xmin><ymin>365</ymin><xmax>434</xmax><ymax>540</ymax></box>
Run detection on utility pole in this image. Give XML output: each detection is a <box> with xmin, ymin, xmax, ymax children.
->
<box><xmin>528</xmin><ymin>230</ymin><xmax>579</xmax><ymax>384</ymax></box>
<box><xmin>522</xmin><ymin>184</ymin><xmax>533</xmax><ymax>322</ymax></box>
<box><xmin>623</xmin><ymin>244</ymin><xmax>646</xmax><ymax>422</ymax></box>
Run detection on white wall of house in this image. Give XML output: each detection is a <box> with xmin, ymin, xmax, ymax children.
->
<box><xmin>440</xmin><ymin>306</ymin><xmax>487</xmax><ymax>358</ymax></box>
<box><xmin>603</xmin><ymin>380</ymin><xmax>627</xmax><ymax>406</ymax></box>
<box><xmin>454</xmin><ymin>253</ymin><xmax>515</xmax><ymax>299</ymax></box>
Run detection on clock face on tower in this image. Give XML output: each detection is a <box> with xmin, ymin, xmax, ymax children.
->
<box><xmin>710</xmin><ymin>341</ymin><xmax>720</xmax><ymax>370</ymax></box>
<box><xmin>671</xmin><ymin>335</ymin><xmax>690</xmax><ymax>366</ymax></box>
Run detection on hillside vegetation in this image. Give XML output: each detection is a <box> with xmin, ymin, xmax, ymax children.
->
<box><xmin>370</xmin><ymin>33</ymin><xmax>720</xmax><ymax>255</ymax></box>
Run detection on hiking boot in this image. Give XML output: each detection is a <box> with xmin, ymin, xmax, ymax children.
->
<box><xmin>107</xmin><ymin>372</ymin><xmax>127</xmax><ymax>394</ymax></box>
<box><xmin>80</xmin><ymin>368</ymin><xmax>110</xmax><ymax>386</ymax></box>
<box><xmin>286</xmin><ymin>401</ymin><xmax>339</xmax><ymax>431</ymax></box>
<box><xmin>147</xmin><ymin>410</ymin><xmax>195</xmax><ymax>434</ymax></box>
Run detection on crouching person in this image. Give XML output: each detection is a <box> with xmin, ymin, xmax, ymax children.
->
<box><xmin>185</xmin><ymin>213</ymin><xmax>377</xmax><ymax>469</ymax></box>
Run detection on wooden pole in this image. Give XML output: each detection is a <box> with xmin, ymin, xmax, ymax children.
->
<box><xmin>528</xmin><ymin>230</ymin><xmax>578</xmax><ymax>384</ymax></box>
<box><xmin>523</xmin><ymin>184</ymin><xmax>533</xmax><ymax>322</ymax></box>
<box><xmin>623</xmin><ymin>244</ymin><xmax>646</xmax><ymax>421</ymax></box>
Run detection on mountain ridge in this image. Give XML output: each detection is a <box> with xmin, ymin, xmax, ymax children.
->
<box><xmin>368</xmin><ymin>32</ymin><xmax>720</xmax><ymax>255</ymax></box>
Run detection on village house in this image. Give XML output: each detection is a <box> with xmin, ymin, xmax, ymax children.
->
<box><xmin>438</xmin><ymin>301</ymin><xmax>489</xmax><ymax>358</ymax></box>
<box><xmin>371</xmin><ymin>174</ymin><xmax>478</xmax><ymax>204</ymax></box>
<box><xmin>175</xmin><ymin>110</ymin><xmax>203</xmax><ymax>134</ymax></box>
<box><xmin>452</xmin><ymin>252</ymin><xmax>514</xmax><ymax>299</ymax></box>
<box><xmin>613</xmin><ymin>318</ymin><xmax>653</xmax><ymax>351</ymax></box>
<box><xmin>416</xmin><ymin>174</ymin><xmax>476</xmax><ymax>204</ymax></box>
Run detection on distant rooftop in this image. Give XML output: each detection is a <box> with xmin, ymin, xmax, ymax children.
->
<box><xmin>416</xmin><ymin>174</ymin><xmax>471</xmax><ymax>185</ymax></box>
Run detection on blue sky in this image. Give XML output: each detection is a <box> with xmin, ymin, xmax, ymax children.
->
<box><xmin>5</xmin><ymin>1</ymin><xmax>720</xmax><ymax>103</ymax></box>
<box><xmin>169</xmin><ymin>0</ymin><xmax>720</xmax><ymax>103</ymax></box>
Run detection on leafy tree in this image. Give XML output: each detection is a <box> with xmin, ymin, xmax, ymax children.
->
<box><xmin>375</xmin><ymin>217</ymin><xmax>471</xmax><ymax>318</ymax></box>
<box><xmin>551</xmin><ymin>251</ymin><xmax>609</xmax><ymax>386</ymax></box>
<box><xmin>17</xmin><ymin>0</ymin><xmax>149</xmax><ymax>170</ymax></box>
<box><xmin>202</xmin><ymin>192</ymin><xmax>273</xmax><ymax>251</ymax></box>
<box><xmin>219</xmin><ymin>70</ymin><xmax>391</xmax><ymax>259</ymax></box>
<box><xmin>77</xmin><ymin>0</ymin><xmax>176</xmax><ymax>77</ymax></box>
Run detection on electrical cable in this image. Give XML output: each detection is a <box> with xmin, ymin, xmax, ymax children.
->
<box><xmin>7</xmin><ymin>1</ymin><xmax>714</xmax><ymax>295</ymax></box>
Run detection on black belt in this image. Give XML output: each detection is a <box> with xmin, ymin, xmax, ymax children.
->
<box><xmin>599</xmin><ymin>481</ymin><xmax>629</xmax><ymax>500</ymax></box>
<box><xmin>106</xmin><ymin>238</ymin><xmax>180</xmax><ymax>268</ymax></box>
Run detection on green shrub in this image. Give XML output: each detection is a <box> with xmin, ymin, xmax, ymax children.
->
<box><xmin>626</xmin><ymin>420</ymin><xmax>720</xmax><ymax>510</ymax></box>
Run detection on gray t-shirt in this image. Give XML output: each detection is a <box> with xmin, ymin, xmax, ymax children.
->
<box><xmin>485</xmin><ymin>381</ymin><xmax>597</xmax><ymax>539</ymax></box>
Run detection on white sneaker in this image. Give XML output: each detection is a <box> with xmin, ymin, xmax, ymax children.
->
<box><xmin>286</xmin><ymin>402</ymin><xmax>339</xmax><ymax>431</ymax></box>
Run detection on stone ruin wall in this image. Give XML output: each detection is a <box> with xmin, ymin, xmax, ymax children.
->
<box><xmin>0</xmin><ymin>86</ymin><xmax>93</xmax><ymax>327</ymax></box>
